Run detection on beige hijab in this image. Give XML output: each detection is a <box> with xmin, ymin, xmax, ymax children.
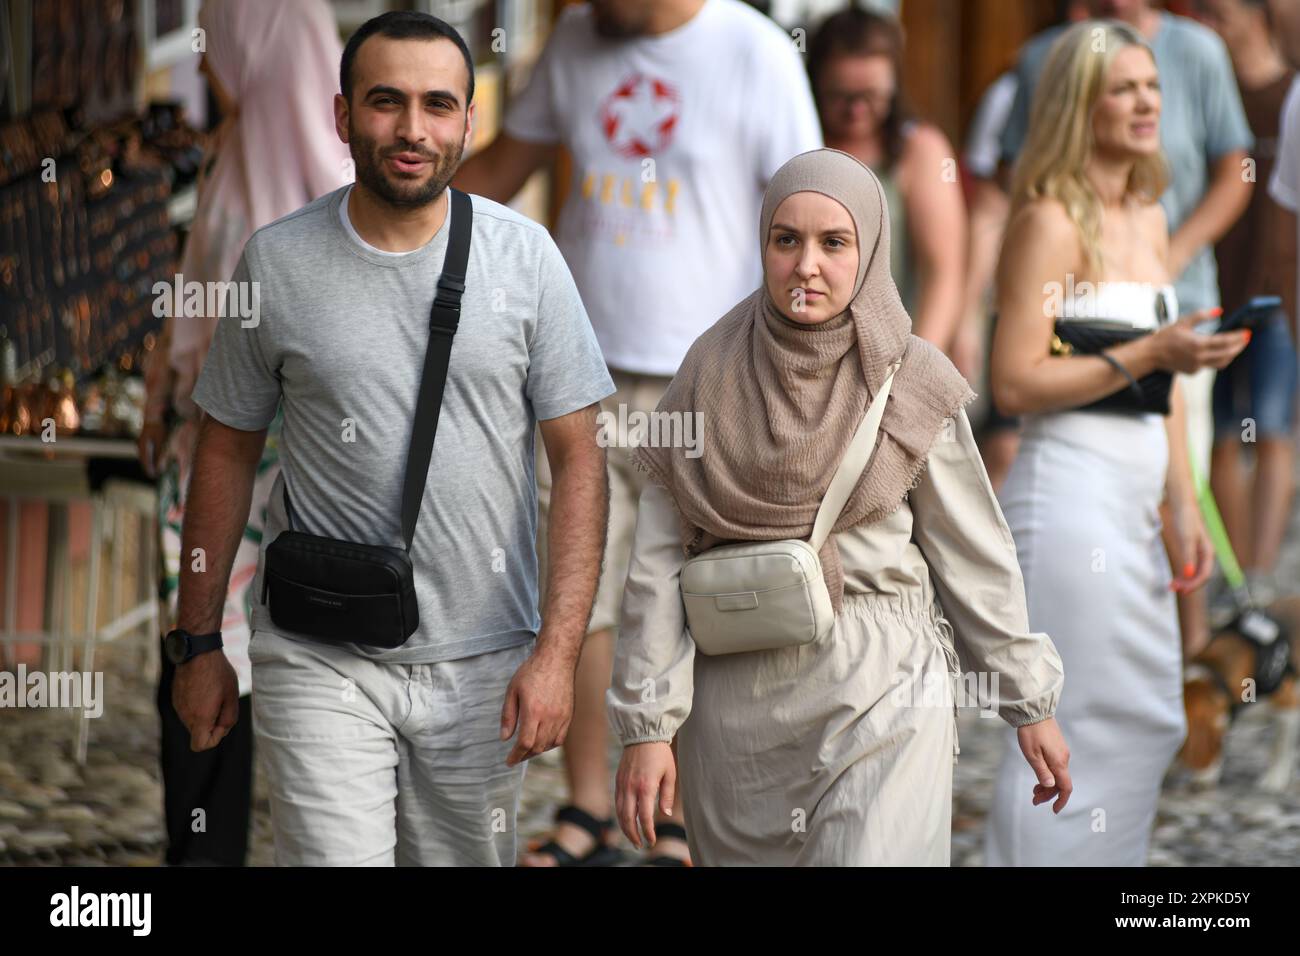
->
<box><xmin>634</xmin><ymin>148</ymin><xmax>976</xmax><ymax>612</ymax></box>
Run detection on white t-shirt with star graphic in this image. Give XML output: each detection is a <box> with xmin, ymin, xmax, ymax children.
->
<box><xmin>505</xmin><ymin>0</ymin><xmax>822</xmax><ymax>375</ymax></box>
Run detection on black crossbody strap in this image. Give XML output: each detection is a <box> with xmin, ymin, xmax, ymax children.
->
<box><xmin>282</xmin><ymin>189</ymin><xmax>472</xmax><ymax>550</ymax></box>
<box><xmin>400</xmin><ymin>188</ymin><xmax>473</xmax><ymax>550</ymax></box>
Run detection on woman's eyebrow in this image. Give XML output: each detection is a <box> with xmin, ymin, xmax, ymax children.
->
<box><xmin>769</xmin><ymin>222</ymin><xmax>854</xmax><ymax>237</ymax></box>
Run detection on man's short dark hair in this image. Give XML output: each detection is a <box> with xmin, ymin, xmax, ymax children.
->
<box><xmin>340</xmin><ymin>11</ymin><xmax>475</xmax><ymax>108</ymax></box>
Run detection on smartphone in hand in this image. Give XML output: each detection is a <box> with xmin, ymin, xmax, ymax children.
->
<box><xmin>1195</xmin><ymin>295</ymin><xmax>1281</xmax><ymax>335</ymax></box>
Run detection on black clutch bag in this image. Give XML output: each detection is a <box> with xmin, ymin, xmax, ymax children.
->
<box><xmin>261</xmin><ymin>189</ymin><xmax>472</xmax><ymax>649</ymax></box>
<box><xmin>1050</xmin><ymin>319</ymin><xmax>1172</xmax><ymax>415</ymax></box>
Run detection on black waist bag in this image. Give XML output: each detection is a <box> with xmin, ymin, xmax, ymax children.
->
<box><xmin>262</xmin><ymin>532</ymin><xmax>417</xmax><ymax>649</ymax></box>
<box><xmin>261</xmin><ymin>189</ymin><xmax>472</xmax><ymax>649</ymax></box>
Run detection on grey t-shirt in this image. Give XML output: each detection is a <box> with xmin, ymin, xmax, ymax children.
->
<box><xmin>999</xmin><ymin>13</ymin><xmax>1253</xmax><ymax>314</ymax></box>
<box><xmin>191</xmin><ymin>187</ymin><xmax>616</xmax><ymax>664</ymax></box>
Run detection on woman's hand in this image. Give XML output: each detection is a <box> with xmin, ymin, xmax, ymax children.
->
<box><xmin>1018</xmin><ymin>717</ymin><xmax>1072</xmax><ymax>813</ymax></box>
<box><xmin>1166</xmin><ymin>497</ymin><xmax>1215</xmax><ymax>594</ymax></box>
<box><xmin>1149</xmin><ymin>309</ymin><xmax>1250</xmax><ymax>374</ymax></box>
<box><xmin>615</xmin><ymin>741</ymin><xmax>677</xmax><ymax>849</ymax></box>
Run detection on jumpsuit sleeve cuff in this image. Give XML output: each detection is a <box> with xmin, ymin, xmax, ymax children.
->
<box><xmin>607</xmin><ymin>690</ymin><xmax>687</xmax><ymax>747</ymax></box>
<box><xmin>617</xmin><ymin>732</ymin><xmax>678</xmax><ymax>747</ymax></box>
<box><xmin>999</xmin><ymin>687</ymin><xmax>1062</xmax><ymax>728</ymax></box>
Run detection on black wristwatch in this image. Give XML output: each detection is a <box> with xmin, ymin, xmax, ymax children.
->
<box><xmin>164</xmin><ymin>628</ymin><xmax>224</xmax><ymax>665</ymax></box>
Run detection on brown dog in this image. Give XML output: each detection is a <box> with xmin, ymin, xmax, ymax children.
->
<box><xmin>1181</xmin><ymin>596</ymin><xmax>1300</xmax><ymax>792</ymax></box>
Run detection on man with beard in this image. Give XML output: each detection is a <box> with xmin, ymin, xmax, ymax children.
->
<box><xmin>172</xmin><ymin>11</ymin><xmax>615</xmax><ymax>866</ymax></box>
<box><xmin>456</xmin><ymin>0</ymin><xmax>821</xmax><ymax>867</ymax></box>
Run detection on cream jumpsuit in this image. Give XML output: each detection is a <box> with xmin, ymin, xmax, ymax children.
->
<box><xmin>607</xmin><ymin>407</ymin><xmax>1065</xmax><ymax>865</ymax></box>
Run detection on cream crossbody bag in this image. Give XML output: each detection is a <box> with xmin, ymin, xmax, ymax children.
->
<box><xmin>680</xmin><ymin>362</ymin><xmax>900</xmax><ymax>656</ymax></box>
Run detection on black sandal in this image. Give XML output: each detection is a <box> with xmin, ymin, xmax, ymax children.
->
<box><xmin>523</xmin><ymin>805</ymin><xmax>623</xmax><ymax>867</ymax></box>
<box><xmin>638</xmin><ymin>822</ymin><xmax>692</xmax><ymax>866</ymax></box>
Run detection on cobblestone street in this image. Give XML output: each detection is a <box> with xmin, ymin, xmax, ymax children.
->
<box><xmin>3</xmin><ymin>454</ymin><xmax>1300</xmax><ymax>867</ymax></box>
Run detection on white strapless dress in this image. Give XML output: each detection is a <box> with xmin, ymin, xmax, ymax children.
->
<box><xmin>985</xmin><ymin>281</ymin><xmax>1186</xmax><ymax>867</ymax></box>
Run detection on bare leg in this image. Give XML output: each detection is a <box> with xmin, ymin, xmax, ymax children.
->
<box><xmin>519</xmin><ymin>628</ymin><xmax>615</xmax><ymax>866</ymax></box>
<box><xmin>1175</xmin><ymin>587</ymin><xmax>1211</xmax><ymax>659</ymax></box>
<box><xmin>565</xmin><ymin>628</ymin><xmax>616</xmax><ymax>816</ymax></box>
<box><xmin>1210</xmin><ymin>439</ymin><xmax>1251</xmax><ymax>566</ymax></box>
<box><xmin>1248</xmin><ymin>439</ymin><xmax>1295</xmax><ymax>574</ymax></box>
<box><xmin>978</xmin><ymin>429</ymin><xmax>1021</xmax><ymax>496</ymax></box>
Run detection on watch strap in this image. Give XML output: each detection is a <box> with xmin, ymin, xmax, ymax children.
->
<box><xmin>187</xmin><ymin>631</ymin><xmax>223</xmax><ymax>658</ymax></box>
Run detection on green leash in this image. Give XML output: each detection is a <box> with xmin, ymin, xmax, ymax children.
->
<box><xmin>1187</xmin><ymin>452</ymin><xmax>1251</xmax><ymax>605</ymax></box>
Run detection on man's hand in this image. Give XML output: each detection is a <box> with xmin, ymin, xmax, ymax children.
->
<box><xmin>137</xmin><ymin>420</ymin><xmax>167</xmax><ymax>478</ymax></box>
<box><xmin>453</xmin><ymin>133</ymin><xmax>557</xmax><ymax>204</ymax></box>
<box><xmin>499</xmin><ymin>645</ymin><xmax>576</xmax><ymax>766</ymax></box>
<box><xmin>1018</xmin><ymin>716</ymin><xmax>1071</xmax><ymax>813</ymax></box>
<box><xmin>500</xmin><ymin>403</ymin><xmax>605</xmax><ymax>766</ymax></box>
<box><xmin>172</xmin><ymin>650</ymin><xmax>240</xmax><ymax>751</ymax></box>
<box><xmin>174</xmin><ymin>413</ymin><xmax>265</xmax><ymax>749</ymax></box>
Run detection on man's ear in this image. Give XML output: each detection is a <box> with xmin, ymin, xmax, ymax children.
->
<box><xmin>463</xmin><ymin>101</ymin><xmax>476</xmax><ymax>152</ymax></box>
<box><xmin>334</xmin><ymin>92</ymin><xmax>350</xmax><ymax>145</ymax></box>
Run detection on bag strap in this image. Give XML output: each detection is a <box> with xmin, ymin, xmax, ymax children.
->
<box><xmin>283</xmin><ymin>188</ymin><xmax>473</xmax><ymax>550</ymax></box>
<box><xmin>400</xmin><ymin>188</ymin><xmax>472</xmax><ymax>549</ymax></box>
<box><xmin>809</xmin><ymin>361</ymin><xmax>900</xmax><ymax>554</ymax></box>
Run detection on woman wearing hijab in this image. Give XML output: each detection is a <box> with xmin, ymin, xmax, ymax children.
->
<box><xmin>606</xmin><ymin>148</ymin><xmax>1068</xmax><ymax>865</ymax></box>
<box><xmin>985</xmin><ymin>23</ymin><xmax>1247</xmax><ymax>867</ymax></box>
<box><xmin>139</xmin><ymin>0</ymin><xmax>350</xmax><ymax>865</ymax></box>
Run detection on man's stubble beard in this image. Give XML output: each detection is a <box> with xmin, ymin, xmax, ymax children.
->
<box><xmin>349</xmin><ymin>122</ymin><xmax>465</xmax><ymax>209</ymax></box>
<box><xmin>591</xmin><ymin>1</ymin><xmax>652</xmax><ymax>38</ymax></box>
<box><xmin>593</xmin><ymin>17</ymin><xmax>648</xmax><ymax>38</ymax></box>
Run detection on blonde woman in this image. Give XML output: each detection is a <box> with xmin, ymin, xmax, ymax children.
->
<box><xmin>986</xmin><ymin>21</ymin><xmax>1249</xmax><ymax>866</ymax></box>
<box><xmin>606</xmin><ymin>148</ymin><xmax>1068</xmax><ymax>866</ymax></box>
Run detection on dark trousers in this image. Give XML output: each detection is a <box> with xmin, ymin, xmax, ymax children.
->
<box><xmin>156</xmin><ymin>641</ymin><xmax>254</xmax><ymax>866</ymax></box>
